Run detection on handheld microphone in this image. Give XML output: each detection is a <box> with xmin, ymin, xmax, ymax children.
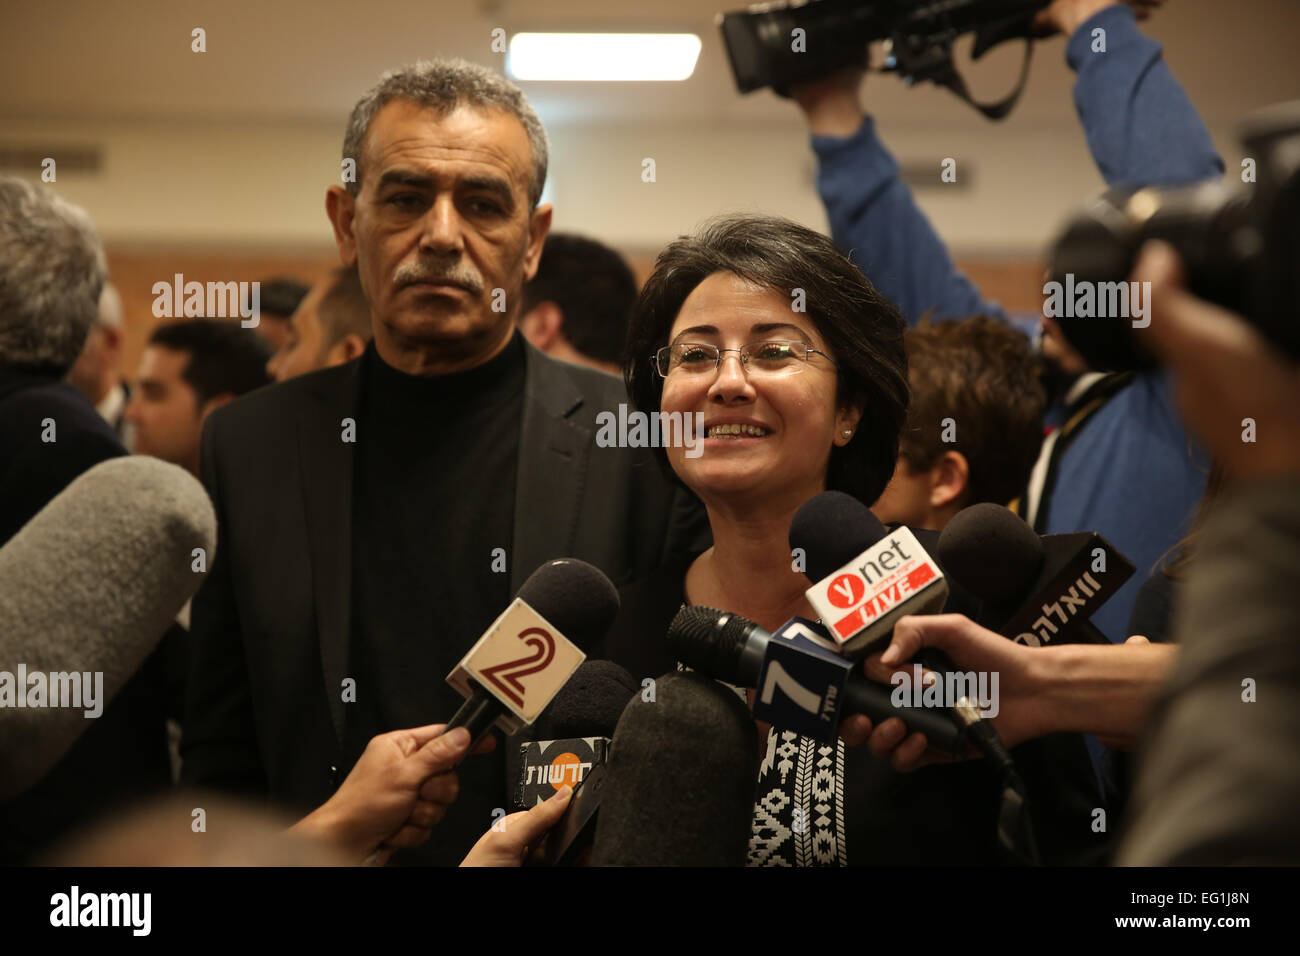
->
<box><xmin>591</xmin><ymin>671</ymin><xmax>758</xmax><ymax>866</ymax></box>
<box><xmin>936</xmin><ymin>503</ymin><xmax>1135</xmax><ymax>645</ymax></box>
<box><xmin>0</xmin><ymin>457</ymin><xmax>216</xmax><ymax>797</ymax></box>
<box><xmin>516</xmin><ymin>660</ymin><xmax>638</xmax><ymax>866</ymax></box>
<box><xmin>444</xmin><ymin>559</ymin><xmax>618</xmax><ymax>748</ymax></box>
<box><xmin>787</xmin><ymin>491</ymin><xmax>1002</xmax><ymax>752</ymax></box>
<box><xmin>792</xmin><ymin>491</ymin><xmax>949</xmax><ymax>658</ymax></box>
<box><xmin>667</xmin><ymin>605</ymin><xmax>967</xmax><ymax>753</ymax></box>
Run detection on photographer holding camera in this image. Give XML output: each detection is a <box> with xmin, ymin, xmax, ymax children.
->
<box><xmin>786</xmin><ymin>0</ymin><xmax>1221</xmax><ymax>654</ymax></box>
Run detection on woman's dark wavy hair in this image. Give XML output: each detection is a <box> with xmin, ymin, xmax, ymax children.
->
<box><xmin>624</xmin><ymin>213</ymin><xmax>909</xmax><ymax>506</ymax></box>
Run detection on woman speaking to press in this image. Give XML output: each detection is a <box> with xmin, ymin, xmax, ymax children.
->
<box><xmin>600</xmin><ymin>214</ymin><xmax>1103</xmax><ymax>866</ymax></box>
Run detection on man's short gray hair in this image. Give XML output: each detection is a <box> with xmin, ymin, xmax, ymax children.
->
<box><xmin>342</xmin><ymin>58</ymin><xmax>549</xmax><ymax>210</ymax></box>
<box><xmin>0</xmin><ymin>177</ymin><xmax>107</xmax><ymax>372</ymax></box>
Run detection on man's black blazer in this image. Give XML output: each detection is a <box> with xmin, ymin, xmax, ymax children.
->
<box><xmin>180</xmin><ymin>341</ymin><xmax>706</xmax><ymax>815</ymax></box>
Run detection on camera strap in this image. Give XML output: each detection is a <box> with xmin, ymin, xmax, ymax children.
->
<box><xmin>933</xmin><ymin>37</ymin><xmax>1034</xmax><ymax>121</ymax></box>
<box><xmin>888</xmin><ymin>31</ymin><xmax>1035</xmax><ymax>121</ymax></box>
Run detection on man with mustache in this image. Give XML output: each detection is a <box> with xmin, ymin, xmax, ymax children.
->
<box><xmin>181</xmin><ymin>59</ymin><xmax>704</xmax><ymax>865</ymax></box>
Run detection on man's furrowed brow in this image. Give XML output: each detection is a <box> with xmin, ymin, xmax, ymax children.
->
<box><xmin>376</xmin><ymin>169</ymin><xmax>434</xmax><ymax>191</ymax></box>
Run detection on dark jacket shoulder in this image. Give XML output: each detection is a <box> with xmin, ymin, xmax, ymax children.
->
<box><xmin>204</xmin><ymin>361</ymin><xmax>354</xmax><ymax>441</ymax></box>
<box><xmin>0</xmin><ymin>368</ymin><xmax>126</xmax><ymax>544</ymax></box>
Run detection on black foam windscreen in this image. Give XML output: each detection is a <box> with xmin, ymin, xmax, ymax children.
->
<box><xmin>591</xmin><ymin>672</ymin><xmax>758</xmax><ymax>866</ymax></box>
<box><xmin>936</xmin><ymin>503</ymin><xmax>1044</xmax><ymax>604</ymax></box>
<box><xmin>516</xmin><ymin>558</ymin><xmax>620</xmax><ymax>651</ymax></box>
<box><xmin>530</xmin><ymin>660</ymin><xmax>638</xmax><ymax>740</ymax></box>
<box><xmin>666</xmin><ymin>605</ymin><xmax>753</xmax><ymax>686</ymax></box>
<box><xmin>789</xmin><ymin>490</ymin><xmax>888</xmax><ymax>581</ymax></box>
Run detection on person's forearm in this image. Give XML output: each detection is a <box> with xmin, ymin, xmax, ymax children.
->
<box><xmin>1069</xmin><ymin>4</ymin><xmax>1223</xmax><ymax>187</ymax></box>
<box><xmin>813</xmin><ymin>118</ymin><xmax>1002</xmax><ymax>324</ymax></box>
<box><xmin>287</xmin><ymin>801</ymin><xmax>371</xmax><ymax>861</ymax></box>
<box><xmin>287</xmin><ymin>804</ymin><xmax>340</xmax><ymax>845</ymax></box>
<box><xmin>1037</xmin><ymin>641</ymin><xmax>1177</xmax><ymax>746</ymax></box>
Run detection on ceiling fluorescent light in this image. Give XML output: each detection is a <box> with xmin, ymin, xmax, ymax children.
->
<box><xmin>507</xmin><ymin>33</ymin><xmax>701</xmax><ymax>81</ymax></box>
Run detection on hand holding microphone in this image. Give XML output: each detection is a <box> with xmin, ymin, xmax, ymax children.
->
<box><xmin>848</xmin><ymin>614</ymin><xmax>1046</xmax><ymax>767</ymax></box>
<box><xmin>786</xmin><ymin>491</ymin><xmax>971</xmax><ymax>753</ymax></box>
<box><xmin>289</xmin><ymin>723</ymin><xmax>495</xmax><ymax>863</ymax></box>
<box><xmin>853</xmin><ymin>613</ymin><xmax>1176</xmax><ymax>769</ymax></box>
<box><xmin>460</xmin><ymin>787</ymin><xmax>574</xmax><ymax>867</ymax></box>
<box><xmin>352</xmin><ymin>558</ymin><xmax>619</xmax><ymax>865</ymax></box>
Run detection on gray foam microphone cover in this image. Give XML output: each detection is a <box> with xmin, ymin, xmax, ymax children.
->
<box><xmin>0</xmin><ymin>456</ymin><xmax>217</xmax><ymax>796</ymax></box>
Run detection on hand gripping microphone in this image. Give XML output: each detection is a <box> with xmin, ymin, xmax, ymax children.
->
<box><xmin>443</xmin><ymin>559</ymin><xmax>619</xmax><ymax>748</ymax></box>
<box><xmin>936</xmin><ymin>503</ymin><xmax>1135</xmax><ymax>645</ymax></box>
<box><xmin>591</xmin><ymin>671</ymin><xmax>758</xmax><ymax>866</ymax></box>
<box><xmin>785</xmin><ymin>492</ymin><xmax>1027</xmax><ymax>811</ymax></box>
<box><xmin>667</xmin><ymin>605</ymin><xmax>968</xmax><ymax>753</ymax></box>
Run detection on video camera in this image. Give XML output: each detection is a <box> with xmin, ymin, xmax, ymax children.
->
<box><xmin>1048</xmin><ymin>100</ymin><xmax>1300</xmax><ymax>370</ymax></box>
<box><xmin>718</xmin><ymin>0</ymin><xmax>1052</xmax><ymax>119</ymax></box>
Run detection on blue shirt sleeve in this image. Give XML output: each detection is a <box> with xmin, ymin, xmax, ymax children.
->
<box><xmin>1068</xmin><ymin>4</ymin><xmax>1223</xmax><ymax>188</ymax></box>
<box><xmin>811</xmin><ymin>118</ymin><xmax>1002</xmax><ymax>325</ymax></box>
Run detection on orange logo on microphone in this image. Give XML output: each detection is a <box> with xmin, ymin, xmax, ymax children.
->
<box><xmin>549</xmin><ymin>752</ymin><xmax>583</xmax><ymax>790</ymax></box>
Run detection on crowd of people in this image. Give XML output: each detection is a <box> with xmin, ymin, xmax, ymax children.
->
<box><xmin>1</xmin><ymin>0</ymin><xmax>1296</xmax><ymax>868</ymax></box>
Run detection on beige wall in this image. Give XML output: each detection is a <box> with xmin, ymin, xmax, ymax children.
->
<box><xmin>11</xmin><ymin>109</ymin><xmax>1243</xmax><ymax>375</ymax></box>
<box><xmin>4</xmin><ymin>114</ymin><xmax>1246</xmax><ymax>254</ymax></box>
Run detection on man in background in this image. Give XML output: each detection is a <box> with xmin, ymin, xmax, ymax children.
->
<box><xmin>65</xmin><ymin>282</ymin><xmax>134</xmax><ymax>448</ymax></box>
<box><xmin>871</xmin><ymin>316</ymin><xmax>1046</xmax><ymax>531</ymax></box>
<box><xmin>126</xmin><ymin>318</ymin><xmax>271</xmax><ymax>476</ymax></box>
<box><xmin>0</xmin><ymin>175</ymin><xmax>175</xmax><ymax>862</ymax></box>
<box><xmin>253</xmin><ymin>277</ymin><xmax>311</xmax><ymax>354</ymax></box>
<box><xmin>0</xmin><ymin>176</ymin><xmax>118</xmax><ymax>543</ymax></box>
<box><xmin>517</xmin><ymin>233</ymin><xmax>636</xmax><ymax>376</ymax></box>
<box><xmin>267</xmin><ymin>265</ymin><xmax>371</xmax><ymax>382</ymax></box>
<box><xmin>123</xmin><ymin>318</ymin><xmax>271</xmax><ymax>785</ymax></box>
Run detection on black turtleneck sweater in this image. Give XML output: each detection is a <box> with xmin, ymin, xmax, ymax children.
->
<box><xmin>347</xmin><ymin>333</ymin><xmax>524</xmax><ymax>865</ymax></box>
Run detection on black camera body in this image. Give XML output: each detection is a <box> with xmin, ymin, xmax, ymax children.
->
<box><xmin>718</xmin><ymin>0</ymin><xmax>1051</xmax><ymax>118</ymax></box>
<box><xmin>1048</xmin><ymin>100</ymin><xmax>1300</xmax><ymax>369</ymax></box>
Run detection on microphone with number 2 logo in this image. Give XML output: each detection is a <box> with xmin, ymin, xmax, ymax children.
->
<box><xmin>443</xmin><ymin>559</ymin><xmax>620</xmax><ymax>750</ymax></box>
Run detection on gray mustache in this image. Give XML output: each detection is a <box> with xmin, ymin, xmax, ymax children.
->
<box><xmin>393</xmin><ymin>264</ymin><xmax>484</xmax><ymax>294</ymax></box>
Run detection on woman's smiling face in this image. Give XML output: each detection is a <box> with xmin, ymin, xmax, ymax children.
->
<box><xmin>660</xmin><ymin>271</ymin><xmax>861</xmax><ymax>507</ymax></box>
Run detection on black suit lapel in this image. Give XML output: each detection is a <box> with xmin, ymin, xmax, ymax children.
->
<box><xmin>297</xmin><ymin>359</ymin><xmax>363</xmax><ymax>749</ymax></box>
<box><xmin>510</xmin><ymin>344</ymin><xmax>591</xmax><ymax>594</ymax></box>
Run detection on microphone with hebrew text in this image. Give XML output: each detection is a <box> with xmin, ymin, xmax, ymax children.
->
<box><xmin>936</xmin><ymin>503</ymin><xmax>1134</xmax><ymax>645</ymax></box>
<box><xmin>517</xmin><ymin>660</ymin><xmax>638</xmax><ymax>866</ymax></box>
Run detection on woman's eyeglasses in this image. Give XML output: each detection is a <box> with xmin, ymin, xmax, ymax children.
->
<box><xmin>653</xmin><ymin>340</ymin><xmax>838</xmax><ymax>378</ymax></box>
